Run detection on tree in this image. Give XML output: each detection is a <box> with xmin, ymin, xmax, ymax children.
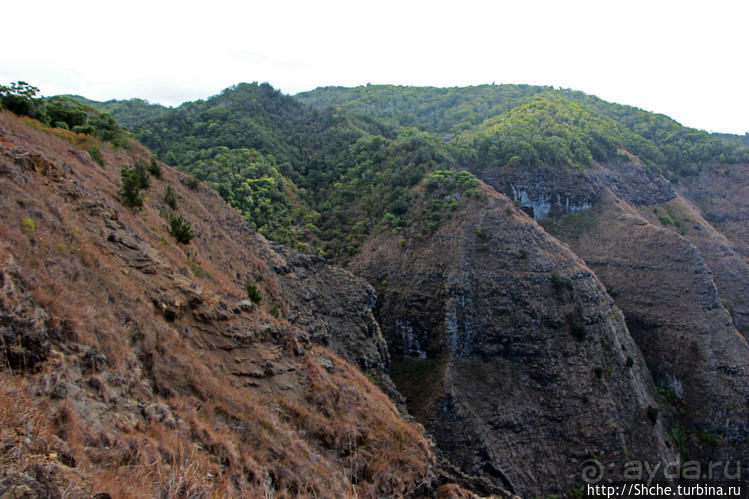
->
<box><xmin>0</xmin><ymin>81</ymin><xmax>42</xmax><ymax>117</ymax></box>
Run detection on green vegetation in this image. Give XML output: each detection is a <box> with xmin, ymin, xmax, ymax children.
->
<box><xmin>185</xmin><ymin>250</ymin><xmax>205</xmax><ymax>277</ymax></box>
<box><xmin>2</xmin><ymin>81</ymin><xmax>129</xmax><ymax>146</ymax></box>
<box><xmin>73</xmin><ymin>82</ymin><xmax>749</xmax><ymax>260</ymax></box>
<box><xmin>184</xmin><ymin>175</ymin><xmax>200</xmax><ymax>190</ymax></box>
<box><xmin>88</xmin><ymin>144</ymin><xmax>104</xmax><ymax>167</ymax></box>
<box><xmin>647</xmin><ymin>406</ymin><xmax>660</xmax><ymax>424</ymax></box>
<box><xmin>246</xmin><ymin>284</ymin><xmax>262</xmax><ymax>304</ymax></box>
<box><xmin>163</xmin><ymin>184</ymin><xmax>177</xmax><ymax>209</ymax></box>
<box><xmin>83</xmin><ymin>83</ymin><xmax>455</xmax><ymax>258</ymax></box>
<box><xmin>119</xmin><ymin>164</ymin><xmax>150</xmax><ymax>208</ymax></box>
<box><xmin>298</xmin><ymin>84</ymin><xmax>749</xmax><ymax>179</ymax></box>
<box><xmin>148</xmin><ymin>155</ymin><xmax>162</xmax><ymax>178</ymax></box>
<box><xmin>540</xmin><ymin>208</ymin><xmax>598</xmax><ymax>240</ymax></box>
<box><xmin>167</xmin><ymin>213</ymin><xmax>194</xmax><ymax>244</ymax></box>
<box><xmin>566</xmin><ymin>306</ymin><xmax>586</xmax><ymax>341</ymax></box>
<box><xmin>21</xmin><ymin>216</ymin><xmax>36</xmax><ymax>236</ymax></box>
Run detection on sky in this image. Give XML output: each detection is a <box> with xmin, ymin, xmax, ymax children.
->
<box><xmin>2</xmin><ymin>0</ymin><xmax>748</xmax><ymax>134</ymax></box>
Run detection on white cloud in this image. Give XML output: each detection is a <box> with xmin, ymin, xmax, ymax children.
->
<box><xmin>1</xmin><ymin>0</ymin><xmax>747</xmax><ymax>132</ymax></box>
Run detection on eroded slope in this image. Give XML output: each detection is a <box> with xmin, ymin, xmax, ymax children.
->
<box><xmin>351</xmin><ymin>181</ymin><xmax>676</xmax><ymax>496</ymax></box>
<box><xmin>0</xmin><ymin>111</ymin><xmax>435</xmax><ymax>497</ymax></box>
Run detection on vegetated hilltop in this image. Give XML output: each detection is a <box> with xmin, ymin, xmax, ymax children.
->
<box><xmin>0</xmin><ymin>110</ymin><xmax>445</xmax><ymax>497</ymax></box>
<box><xmin>81</xmin><ymin>83</ymin><xmax>454</xmax><ymax>260</ymax></box>
<box><xmin>82</xmin><ymin>81</ymin><xmax>749</xmax><ymax>496</ymax></box>
<box><xmin>297</xmin><ymin>84</ymin><xmax>749</xmax><ymax>179</ymax></box>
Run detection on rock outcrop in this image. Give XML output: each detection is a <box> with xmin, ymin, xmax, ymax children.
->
<box><xmin>352</xmin><ymin>182</ymin><xmax>676</xmax><ymax>496</ymax></box>
<box><xmin>486</xmin><ymin>158</ymin><xmax>749</xmax><ymax>468</ymax></box>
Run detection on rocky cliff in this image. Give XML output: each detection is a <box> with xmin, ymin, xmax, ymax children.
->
<box><xmin>0</xmin><ymin>111</ymin><xmax>437</xmax><ymax>497</ymax></box>
<box><xmin>351</xmin><ymin>181</ymin><xmax>676</xmax><ymax>496</ymax></box>
<box><xmin>488</xmin><ymin>158</ymin><xmax>749</xmax><ymax>469</ymax></box>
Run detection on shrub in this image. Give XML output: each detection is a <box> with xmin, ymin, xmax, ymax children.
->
<box><xmin>567</xmin><ymin>308</ymin><xmax>587</xmax><ymax>341</ymax></box>
<box><xmin>120</xmin><ymin>167</ymin><xmax>145</xmax><ymax>208</ymax></box>
<box><xmin>551</xmin><ymin>270</ymin><xmax>564</xmax><ymax>291</ymax></box>
<box><xmin>647</xmin><ymin>406</ymin><xmax>660</xmax><ymax>424</ymax></box>
<box><xmin>246</xmin><ymin>284</ymin><xmax>262</xmax><ymax>304</ymax></box>
<box><xmin>164</xmin><ymin>184</ymin><xmax>177</xmax><ymax>209</ymax></box>
<box><xmin>186</xmin><ymin>250</ymin><xmax>205</xmax><ymax>277</ymax></box>
<box><xmin>72</xmin><ymin>124</ymin><xmax>96</xmax><ymax>135</ymax></box>
<box><xmin>185</xmin><ymin>175</ymin><xmax>200</xmax><ymax>190</ymax></box>
<box><xmin>21</xmin><ymin>216</ymin><xmax>35</xmax><ymax>236</ymax></box>
<box><xmin>167</xmin><ymin>213</ymin><xmax>194</xmax><ymax>244</ymax></box>
<box><xmin>268</xmin><ymin>304</ymin><xmax>279</xmax><ymax>317</ymax></box>
<box><xmin>0</xmin><ymin>81</ymin><xmax>41</xmax><ymax>117</ymax></box>
<box><xmin>133</xmin><ymin>161</ymin><xmax>151</xmax><ymax>189</ymax></box>
<box><xmin>88</xmin><ymin>144</ymin><xmax>104</xmax><ymax>167</ymax></box>
<box><xmin>149</xmin><ymin>155</ymin><xmax>162</xmax><ymax>178</ymax></box>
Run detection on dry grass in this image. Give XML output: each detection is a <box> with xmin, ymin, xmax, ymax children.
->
<box><xmin>0</xmin><ymin>110</ymin><xmax>437</xmax><ymax>497</ymax></box>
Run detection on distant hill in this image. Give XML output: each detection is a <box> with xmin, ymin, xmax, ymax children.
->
<box><xmin>297</xmin><ymin>84</ymin><xmax>749</xmax><ymax>179</ymax></box>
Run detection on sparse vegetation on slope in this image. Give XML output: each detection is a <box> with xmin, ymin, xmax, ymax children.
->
<box><xmin>0</xmin><ymin>110</ymin><xmax>436</xmax><ymax>497</ymax></box>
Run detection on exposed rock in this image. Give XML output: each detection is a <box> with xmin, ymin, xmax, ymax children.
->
<box><xmin>0</xmin><ymin>264</ymin><xmax>50</xmax><ymax>371</ymax></box>
<box><xmin>352</xmin><ymin>185</ymin><xmax>676</xmax><ymax>496</ymax></box>
<box><xmin>544</xmin><ymin>189</ymin><xmax>749</xmax><ymax>464</ymax></box>
<box><xmin>0</xmin><ymin>465</ymin><xmax>62</xmax><ymax>499</ymax></box>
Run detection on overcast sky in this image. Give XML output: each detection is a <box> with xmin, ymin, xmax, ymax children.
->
<box><xmin>2</xmin><ymin>0</ymin><xmax>747</xmax><ymax>134</ymax></box>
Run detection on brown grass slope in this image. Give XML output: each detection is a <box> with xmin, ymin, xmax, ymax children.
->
<box><xmin>0</xmin><ymin>111</ymin><xmax>435</xmax><ymax>497</ymax></box>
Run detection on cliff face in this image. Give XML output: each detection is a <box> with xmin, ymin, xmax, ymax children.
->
<box><xmin>0</xmin><ymin>112</ymin><xmax>435</xmax><ymax>497</ymax></box>
<box><xmin>487</xmin><ymin>158</ymin><xmax>749</xmax><ymax>465</ymax></box>
<box><xmin>351</xmin><ymin>182</ymin><xmax>676</xmax><ymax>496</ymax></box>
<box><xmin>676</xmin><ymin>163</ymin><xmax>749</xmax><ymax>334</ymax></box>
<box><xmin>677</xmin><ymin>163</ymin><xmax>749</xmax><ymax>260</ymax></box>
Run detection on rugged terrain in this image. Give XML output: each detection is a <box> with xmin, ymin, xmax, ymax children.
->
<box><xmin>0</xmin><ymin>111</ymin><xmax>441</xmax><ymax>497</ymax></box>
<box><xmin>511</xmin><ymin>158</ymin><xmax>749</xmax><ymax>466</ymax></box>
<box><xmin>4</xmin><ymin>81</ymin><xmax>749</xmax><ymax>497</ymax></box>
<box><xmin>351</xmin><ymin>179</ymin><xmax>677</xmax><ymax>496</ymax></box>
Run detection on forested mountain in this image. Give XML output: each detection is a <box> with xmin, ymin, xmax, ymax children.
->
<box><xmin>298</xmin><ymin>84</ymin><xmax>749</xmax><ymax>180</ymax></box>
<box><xmin>80</xmin><ymin>83</ymin><xmax>458</xmax><ymax>259</ymax></box>
<box><xmin>81</xmin><ymin>83</ymin><xmax>749</xmax><ymax>262</ymax></box>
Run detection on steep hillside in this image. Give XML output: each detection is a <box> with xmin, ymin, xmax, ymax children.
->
<box><xmin>351</xmin><ymin>177</ymin><xmax>676</xmax><ymax>496</ymax></box>
<box><xmin>299</xmin><ymin>85</ymin><xmax>749</xmax><ymax>467</ymax></box>
<box><xmin>0</xmin><ymin>111</ymin><xmax>440</xmax><ymax>497</ymax></box>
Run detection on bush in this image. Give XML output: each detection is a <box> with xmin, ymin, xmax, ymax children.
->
<box><xmin>164</xmin><ymin>184</ymin><xmax>177</xmax><ymax>209</ymax></box>
<box><xmin>246</xmin><ymin>284</ymin><xmax>262</xmax><ymax>304</ymax></box>
<box><xmin>72</xmin><ymin>124</ymin><xmax>96</xmax><ymax>135</ymax></box>
<box><xmin>0</xmin><ymin>81</ymin><xmax>41</xmax><ymax>117</ymax></box>
<box><xmin>149</xmin><ymin>155</ymin><xmax>162</xmax><ymax>178</ymax></box>
<box><xmin>185</xmin><ymin>175</ymin><xmax>200</xmax><ymax>190</ymax></box>
<box><xmin>647</xmin><ymin>406</ymin><xmax>660</xmax><ymax>424</ymax></box>
<box><xmin>88</xmin><ymin>144</ymin><xmax>104</xmax><ymax>167</ymax></box>
<box><xmin>120</xmin><ymin>167</ymin><xmax>145</xmax><ymax>207</ymax></box>
<box><xmin>167</xmin><ymin>213</ymin><xmax>194</xmax><ymax>244</ymax></box>
<box><xmin>21</xmin><ymin>216</ymin><xmax>36</xmax><ymax>236</ymax></box>
<box><xmin>133</xmin><ymin>161</ymin><xmax>150</xmax><ymax>189</ymax></box>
